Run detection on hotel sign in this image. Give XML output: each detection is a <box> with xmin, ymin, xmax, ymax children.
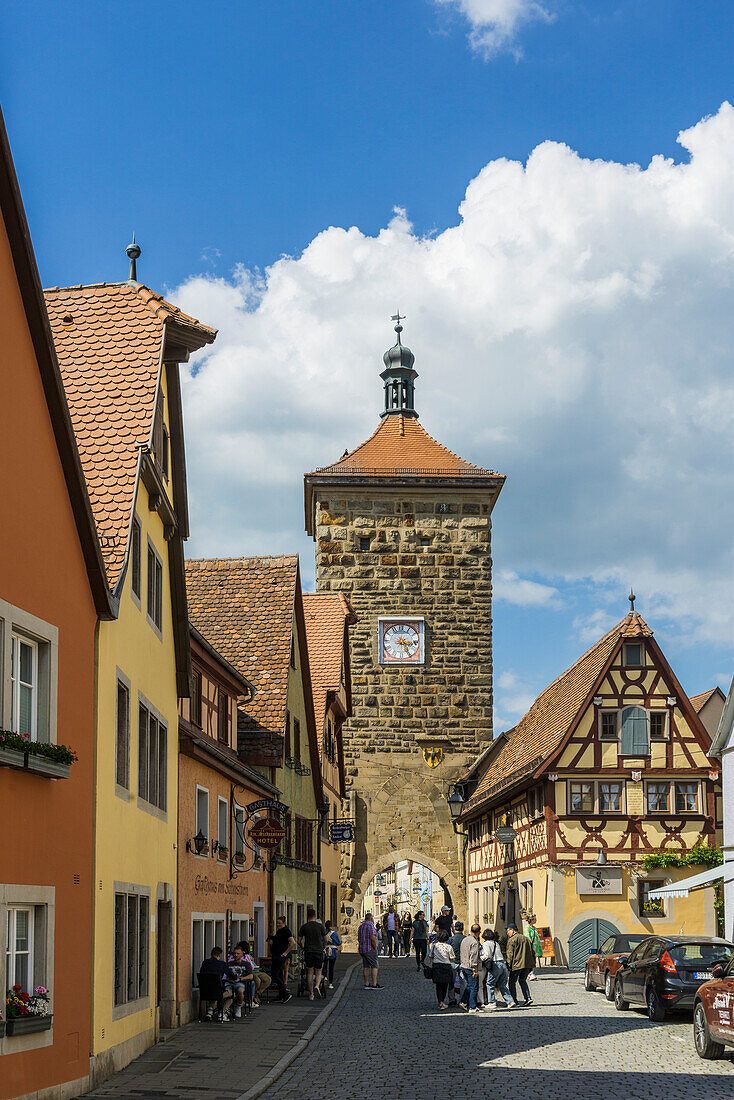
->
<box><xmin>575</xmin><ymin>866</ymin><xmax>623</xmax><ymax>895</ymax></box>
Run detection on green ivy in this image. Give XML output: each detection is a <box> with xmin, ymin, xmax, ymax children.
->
<box><xmin>642</xmin><ymin>845</ymin><xmax>723</xmax><ymax>870</ymax></box>
<box><xmin>0</xmin><ymin>729</ymin><xmax>78</xmax><ymax>766</ymax></box>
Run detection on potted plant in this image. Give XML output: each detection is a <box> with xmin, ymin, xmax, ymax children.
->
<box><xmin>5</xmin><ymin>985</ymin><xmax>52</xmax><ymax>1035</ymax></box>
<box><xmin>0</xmin><ymin>729</ymin><xmax>77</xmax><ymax>778</ymax></box>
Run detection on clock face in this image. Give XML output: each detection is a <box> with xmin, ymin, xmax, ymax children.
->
<box><xmin>380</xmin><ymin>620</ymin><xmax>424</xmax><ymax>664</ymax></box>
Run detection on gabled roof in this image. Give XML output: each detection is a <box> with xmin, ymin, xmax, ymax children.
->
<box><xmin>45</xmin><ymin>282</ymin><xmax>215</xmax><ymax>589</ymax></box>
<box><xmin>185</xmin><ymin>555</ymin><xmax>299</xmax><ymax>763</ymax></box>
<box><xmin>710</xmin><ymin>676</ymin><xmax>734</xmax><ymax>757</ymax></box>
<box><xmin>690</xmin><ymin>687</ymin><xmax>725</xmax><ymax>714</ymax></box>
<box><xmin>463</xmin><ymin>611</ymin><xmax>654</xmax><ymax>812</ymax></box>
<box><xmin>302</xmin><ymin>592</ymin><xmax>356</xmax><ymax>742</ymax></box>
<box><xmin>0</xmin><ymin>107</ymin><xmax>111</xmax><ymax>616</ymax></box>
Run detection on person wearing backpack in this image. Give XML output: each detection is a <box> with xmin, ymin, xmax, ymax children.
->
<box><xmin>480</xmin><ymin>929</ymin><xmax>514</xmax><ymax>1010</ymax></box>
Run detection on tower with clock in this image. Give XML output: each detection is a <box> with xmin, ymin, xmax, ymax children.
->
<box><xmin>304</xmin><ymin>317</ymin><xmax>505</xmax><ymax>940</ymax></box>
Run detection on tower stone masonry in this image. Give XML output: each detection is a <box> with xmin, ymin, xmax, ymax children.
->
<box><xmin>304</xmin><ymin>321</ymin><xmax>504</xmax><ymax>941</ymax></box>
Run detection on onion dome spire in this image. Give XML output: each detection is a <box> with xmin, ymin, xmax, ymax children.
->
<box><xmin>381</xmin><ymin>311</ymin><xmax>418</xmax><ymax>418</ymax></box>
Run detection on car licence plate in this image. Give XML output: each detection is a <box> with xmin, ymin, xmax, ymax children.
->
<box><xmin>694</xmin><ymin>971</ymin><xmax>713</xmax><ymax>980</ymax></box>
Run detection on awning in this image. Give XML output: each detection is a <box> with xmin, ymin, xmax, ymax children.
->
<box><xmin>648</xmin><ymin>863</ymin><xmax>734</xmax><ymax>899</ymax></box>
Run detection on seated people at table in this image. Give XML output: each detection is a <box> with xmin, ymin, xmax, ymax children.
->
<box><xmin>234</xmin><ymin>940</ymin><xmax>272</xmax><ymax>1006</ymax></box>
<box><xmin>226</xmin><ymin>944</ymin><xmax>255</xmax><ymax>1018</ymax></box>
<box><xmin>199</xmin><ymin>946</ymin><xmax>236</xmax><ymax>1020</ymax></box>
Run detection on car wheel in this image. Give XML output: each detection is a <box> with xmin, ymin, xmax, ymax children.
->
<box><xmin>604</xmin><ymin>971</ymin><xmax>614</xmax><ymax>1001</ymax></box>
<box><xmin>693</xmin><ymin>1002</ymin><xmax>725</xmax><ymax>1060</ymax></box>
<box><xmin>614</xmin><ymin>979</ymin><xmax>629</xmax><ymax>1011</ymax></box>
<box><xmin>584</xmin><ymin>966</ymin><xmax>594</xmax><ymax>991</ymax></box>
<box><xmin>647</xmin><ymin>986</ymin><xmax>666</xmax><ymax>1023</ymax></box>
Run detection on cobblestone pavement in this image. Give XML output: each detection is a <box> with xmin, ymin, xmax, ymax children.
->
<box><xmin>262</xmin><ymin>958</ymin><xmax>734</xmax><ymax>1100</ymax></box>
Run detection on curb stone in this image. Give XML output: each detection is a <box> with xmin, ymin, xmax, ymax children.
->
<box><xmin>235</xmin><ymin>962</ymin><xmax>360</xmax><ymax>1100</ymax></box>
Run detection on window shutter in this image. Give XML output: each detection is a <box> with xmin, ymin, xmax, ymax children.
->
<box><xmin>620</xmin><ymin>706</ymin><xmax>648</xmax><ymax>755</ymax></box>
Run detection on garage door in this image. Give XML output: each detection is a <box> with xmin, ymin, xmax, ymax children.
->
<box><xmin>568</xmin><ymin>918</ymin><xmax>618</xmax><ymax>970</ymax></box>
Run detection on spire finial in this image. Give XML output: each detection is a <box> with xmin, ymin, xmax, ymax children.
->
<box><xmin>628</xmin><ymin>589</ymin><xmax>636</xmax><ymax>612</ymax></box>
<box><xmin>126</xmin><ymin>233</ymin><xmax>141</xmax><ymax>282</ymax></box>
<box><xmin>391</xmin><ymin>310</ymin><xmax>405</xmax><ymax>344</ymax></box>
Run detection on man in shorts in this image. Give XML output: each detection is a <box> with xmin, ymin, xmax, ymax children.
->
<box><xmin>225</xmin><ymin>944</ymin><xmax>254</xmax><ymax>1018</ymax></box>
<box><xmin>357</xmin><ymin>911</ymin><xmax>381</xmax><ymax>990</ymax></box>
<box><xmin>298</xmin><ymin>907</ymin><xmax>326</xmax><ymax>1001</ymax></box>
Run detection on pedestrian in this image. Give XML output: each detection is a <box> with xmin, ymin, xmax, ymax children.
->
<box><xmin>448</xmin><ymin>921</ymin><xmax>466</xmax><ymax>1007</ymax></box>
<box><xmin>324</xmin><ymin>920</ymin><xmax>341</xmax><ymax>988</ymax></box>
<box><xmin>427</xmin><ymin>930</ymin><xmax>456</xmax><ymax>1010</ymax></box>
<box><xmin>435</xmin><ymin>905</ymin><xmax>453</xmax><ymax>937</ymax></box>
<box><xmin>298</xmin><ymin>907</ymin><xmax>326</xmax><ymax>1002</ymax></box>
<box><xmin>401</xmin><ymin>911</ymin><xmax>413</xmax><ymax>957</ymax></box>
<box><xmin>458</xmin><ymin>923</ymin><xmax>482</xmax><ymax>1013</ymax></box>
<box><xmin>524</xmin><ymin>914</ymin><xmax>543</xmax><ymax>980</ymax></box>
<box><xmin>267</xmin><ymin>916</ymin><xmax>295</xmax><ymax>1004</ymax></box>
<box><xmin>358</xmin><ymin>911</ymin><xmax>382</xmax><ymax>990</ymax></box>
<box><xmin>376</xmin><ymin>923</ymin><xmax>384</xmax><ymax>956</ymax></box>
<box><xmin>505</xmin><ymin>922</ymin><xmax>535</xmax><ymax>1006</ymax></box>
<box><xmin>382</xmin><ymin>905</ymin><xmax>401</xmax><ymax>957</ymax></box>
<box><xmin>412</xmin><ymin>910</ymin><xmax>429</xmax><ymax>971</ymax></box>
<box><xmin>479</xmin><ymin>929</ymin><xmax>513</xmax><ymax>1010</ymax></box>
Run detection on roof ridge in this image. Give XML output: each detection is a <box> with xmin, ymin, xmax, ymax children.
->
<box><xmin>186</xmin><ymin>554</ymin><xmax>299</xmax><ymax>567</ymax></box>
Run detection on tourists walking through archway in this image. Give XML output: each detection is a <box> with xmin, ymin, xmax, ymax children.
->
<box><xmin>412</xmin><ymin>910</ymin><xmax>428</xmax><ymax>971</ymax></box>
<box><xmin>427</xmin><ymin>930</ymin><xmax>455</xmax><ymax>1009</ymax></box>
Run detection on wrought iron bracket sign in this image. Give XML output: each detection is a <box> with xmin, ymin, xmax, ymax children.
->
<box><xmin>330</xmin><ymin>819</ymin><xmax>355</xmax><ymax>843</ymax></box>
<box><xmin>230</xmin><ymin>787</ymin><xmax>290</xmax><ymax>879</ymax></box>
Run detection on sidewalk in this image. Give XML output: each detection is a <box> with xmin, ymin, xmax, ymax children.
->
<box><xmin>79</xmin><ymin>953</ymin><xmax>358</xmax><ymax>1100</ymax></box>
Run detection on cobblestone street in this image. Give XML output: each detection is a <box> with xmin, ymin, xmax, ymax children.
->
<box><xmin>263</xmin><ymin>959</ymin><xmax>734</xmax><ymax>1100</ymax></box>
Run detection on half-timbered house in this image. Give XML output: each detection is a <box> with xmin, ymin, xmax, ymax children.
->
<box><xmin>457</xmin><ymin>606</ymin><xmax>723</xmax><ymax>969</ymax></box>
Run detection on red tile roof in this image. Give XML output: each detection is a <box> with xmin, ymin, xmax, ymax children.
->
<box><xmin>302</xmin><ymin>593</ymin><xmax>356</xmax><ymax>745</ymax></box>
<box><xmin>309</xmin><ymin>414</ymin><xmax>503</xmax><ymax>478</ymax></box>
<box><xmin>185</xmin><ymin>556</ymin><xmax>299</xmax><ymax>763</ymax></box>
<box><xmin>464</xmin><ymin>612</ymin><xmax>654</xmax><ymax>811</ymax></box>
<box><xmin>689</xmin><ymin>687</ymin><xmax>724</xmax><ymax>713</ymax></box>
<box><xmin>45</xmin><ymin>282</ymin><xmax>215</xmax><ymax>588</ymax></box>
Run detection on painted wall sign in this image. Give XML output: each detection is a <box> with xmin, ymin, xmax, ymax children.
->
<box><xmin>575</xmin><ymin>866</ymin><xmax>623</xmax><ymax>895</ymax></box>
<box><xmin>249</xmin><ymin>817</ymin><xmax>287</xmax><ymax>849</ymax></box>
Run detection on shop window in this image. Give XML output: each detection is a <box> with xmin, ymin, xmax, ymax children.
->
<box><xmin>638</xmin><ymin>881</ymin><xmax>665</xmax><ymax>917</ymax></box>
<box><xmin>191</xmin><ymin>916</ymin><xmax>225</xmax><ymax>988</ymax></box>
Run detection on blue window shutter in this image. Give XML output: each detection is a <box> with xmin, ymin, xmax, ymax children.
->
<box><xmin>621</xmin><ymin>706</ymin><xmax>648</xmax><ymax>755</ymax></box>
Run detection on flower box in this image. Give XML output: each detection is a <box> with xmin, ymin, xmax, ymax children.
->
<box><xmin>26</xmin><ymin>756</ymin><xmax>70</xmax><ymax>779</ymax></box>
<box><xmin>5</xmin><ymin>1014</ymin><xmax>52</xmax><ymax>1036</ymax></box>
<box><xmin>0</xmin><ymin>746</ymin><xmax>27</xmax><ymax>770</ymax></box>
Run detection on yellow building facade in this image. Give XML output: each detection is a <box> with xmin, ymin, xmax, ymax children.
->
<box><xmin>460</xmin><ymin>607</ymin><xmax>722</xmax><ymax>969</ymax></box>
<box><xmin>46</xmin><ymin>280</ymin><xmax>215</xmax><ymax>1081</ymax></box>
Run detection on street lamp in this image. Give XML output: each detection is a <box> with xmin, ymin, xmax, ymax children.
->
<box><xmin>446</xmin><ymin>785</ymin><xmax>467</xmax><ymax>836</ymax></box>
<box><xmin>186</xmin><ymin>830</ymin><xmax>208</xmax><ymax>856</ymax></box>
<box><xmin>597</xmin><ymin>847</ymin><xmax>607</xmax><ymax>865</ymax></box>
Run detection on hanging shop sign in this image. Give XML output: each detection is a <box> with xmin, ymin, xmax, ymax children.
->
<box><xmin>330</xmin><ymin>821</ymin><xmax>355</xmax><ymax>843</ymax></box>
<box><xmin>249</xmin><ymin>817</ymin><xmax>287</xmax><ymax>849</ymax></box>
<box><xmin>575</xmin><ymin>866</ymin><xmax>623</xmax><ymax>896</ymax></box>
<box><xmin>494</xmin><ymin>826</ymin><xmax>517</xmax><ymax>845</ymax></box>
<box><xmin>246</xmin><ymin>798</ymin><xmax>289</xmax><ymax>816</ymax></box>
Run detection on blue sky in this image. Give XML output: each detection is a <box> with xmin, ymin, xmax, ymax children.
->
<box><xmin>3</xmin><ymin>1</ymin><xmax>734</xmax><ymax>728</ymax></box>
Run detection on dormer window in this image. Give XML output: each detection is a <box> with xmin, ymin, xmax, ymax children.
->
<box><xmin>623</xmin><ymin>642</ymin><xmax>643</xmax><ymax>666</ymax></box>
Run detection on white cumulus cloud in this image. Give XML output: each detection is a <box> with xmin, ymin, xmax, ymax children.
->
<box><xmin>434</xmin><ymin>0</ymin><xmax>555</xmax><ymax>58</ymax></box>
<box><xmin>174</xmin><ymin>104</ymin><xmax>734</xmax><ymax>652</ymax></box>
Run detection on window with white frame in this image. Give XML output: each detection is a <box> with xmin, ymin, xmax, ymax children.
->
<box><xmin>116</xmin><ymin>678</ymin><xmax>130</xmax><ymax>789</ymax></box>
<box><xmin>113</xmin><ymin>891</ymin><xmax>149</xmax><ymax>1006</ymax></box>
<box><xmin>217</xmin><ymin>797</ymin><xmax>228</xmax><ymax>857</ymax></box>
<box><xmin>649</xmin><ymin>711</ymin><xmax>668</xmax><ymax>739</ymax></box>
<box><xmin>191</xmin><ymin>916</ymin><xmax>225</xmax><ymax>988</ymax></box>
<box><xmin>482</xmin><ymin>885</ymin><xmax>490</xmax><ymax>921</ymax></box>
<box><xmin>6</xmin><ymin>907</ymin><xmax>33</xmax><ymax>989</ymax></box>
<box><xmin>599</xmin><ymin>711</ymin><xmax>618</xmax><ymax>740</ymax></box>
<box><xmin>230</xmin><ymin>917</ymin><xmax>249</xmax><ymax>950</ymax></box>
<box><xmin>10</xmin><ymin>633</ymin><xmax>38</xmax><ymax>739</ymax></box>
<box><xmin>646</xmin><ymin>781</ymin><xmax>670</xmax><ymax>813</ymax></box>
<box><xmin>138</xmin><ymin>702</ymin><xmax>167</xmax><ymax>811</ymax></box>
<box><xmin>196</xmin><ymin>787</ymin><xmax>209</xmax><ymax>843</ymax></box>
<box><xmin>146</xmin><ymin>541</ymin><xmax>163</xmax><ymax>632</ymax></box>
<box><xmin>569</xmin><ymin>780</ymin><xmax>624</xmax><ymax>814</ymax></box>
<box><xmin>520</xmin><ymin>880</ymin><xmax>534</xmax><ymax>915</ymax></box>
<box><xmin>675</xmin><ymin>782</ymin><xmax>699</xmax><ymax>813</ymax></box>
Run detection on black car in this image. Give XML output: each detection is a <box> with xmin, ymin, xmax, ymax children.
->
<box><xmin>614</xmin><ymin>935</ymin><xmax>734</xmax><ymax>1022</ymax></box>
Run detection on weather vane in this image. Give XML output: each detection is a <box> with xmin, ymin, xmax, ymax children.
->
<box><xmin>391</xmin><ymin>310</ymin><xmax>405</xmax><ymax>341</ymax></box>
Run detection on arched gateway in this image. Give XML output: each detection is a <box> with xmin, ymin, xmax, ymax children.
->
<box><xmin>304</xmin><ymin>320</ymin><xmax>505</xmax><ymax>945</ymax></box>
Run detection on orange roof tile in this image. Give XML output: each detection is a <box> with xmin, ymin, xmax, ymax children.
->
<box><xmin>464</xmin><ymin>612</ymin><xmax>654</xmax><ymax>811</ymax></box>
<box><xmin>308</xmin><ymin>414</ymin><xmax>503</xmax><ymax>478</ymax></box>
<box><xmin>185</xmin><ymin>556</ymin><xmax>299</xmax><ymax>761</ymax></box>
<box><xmin>45</xmin><ymin>281</ymin><xmax>215</xmax><ymax>588</ymax></box>
<box><xmin>302</xmin><ymin>593</ymin><xmax>356</xmax><ymax>746</ymax></box>
<box><xmin>690</xmin><ymin>687</ymin><xmax>723</xmax><ymax>713</ymax></box>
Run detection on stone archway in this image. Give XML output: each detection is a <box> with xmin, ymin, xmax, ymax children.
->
<box><xmin>342</xmin><ymin>846</ymin><xmax>464</xmax><ymax>947</ymax></box>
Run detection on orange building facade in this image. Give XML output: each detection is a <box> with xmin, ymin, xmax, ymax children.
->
<box><xmin>177</xmin><ymin>626</ymin><xmax>279</xmax><ymax>1024</ymax></box>
<box><xmin>0</xmin><ymin>113</ymin><xmax>111</xmax><ymax>1099</ymax></box>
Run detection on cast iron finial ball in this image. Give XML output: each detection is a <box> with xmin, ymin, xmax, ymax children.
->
<box><xmin>126</xmin><ymin>233</ymin><xmax>141</xmax><ymax>281</ymax></box>
<box><xmin>629</xmin><ymin>589</ymin><xmax>636</xmax><ymax>612</ymax></box>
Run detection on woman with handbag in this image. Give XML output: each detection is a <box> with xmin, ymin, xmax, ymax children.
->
<box><xmin>426</xmin><ymin>930</ymin><xmax>456</xmax><ymax>1009</ymax></box>
<box><xmin>480</xmin><ymin>929</ymin><xmax>513</xmax><ymax>1009</ymax></box>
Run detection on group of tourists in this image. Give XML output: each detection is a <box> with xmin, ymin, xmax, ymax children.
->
<box><xmin>376</xmin><ymin>906</ymin><xmax>415</xmax><ymax>957</ymax></box>
<box><xmin>199</xmin><ymin>909</ymin><xmax>343</xmax><ymax>1019</ymax></box>
<box><xmin>358</xmin><ymin>905</ymin><xmax>544</xmax><ymax>1011</ymax></box>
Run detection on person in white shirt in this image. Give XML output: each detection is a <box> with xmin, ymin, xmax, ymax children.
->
<box><xmin>427</xmin><ymin>931</ymin><xmax>456</xmax><ymax>1009</ymax></box>
<box><xmin>479</xmin><ymin>929</ymin><xmax>513</xmax><ymax>1009</ymax></box>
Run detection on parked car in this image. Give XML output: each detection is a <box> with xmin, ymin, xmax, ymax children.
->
<box><xmin>693</xmin><ymin>952</ymin><xmax>734</xmax><ymax>1058</ymax></box>
<box><xmin>614</xmin><ymin>935</ymin><xmax>734</xmax><ymax>1022</ymax></box>
<box><xmin>585</xmin><ymin>934</ymin><xmax>651</xmax><ymax>1000</ymax></box>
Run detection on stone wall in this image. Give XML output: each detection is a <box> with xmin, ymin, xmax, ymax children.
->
<box><xmin>313</xmin><ymin>486</ymin><xmax>497</xmax><ymax>940</ymax></box>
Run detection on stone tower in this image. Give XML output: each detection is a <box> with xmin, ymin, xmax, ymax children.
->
<box><xmin>304</xmin><ymin>319</ymin><xmax>504</xmax><ymax>940</ymax></box>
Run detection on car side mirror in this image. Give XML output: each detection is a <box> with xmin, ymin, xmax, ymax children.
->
<box><xmin>712</xmin><ymin>963</ymin><xmax>725</xmax><ymax>979</ymax></box>
<box><xmin>617</xmin><ymin>956</ymin><xmax>629</xmax><ymax>968</ymax></box>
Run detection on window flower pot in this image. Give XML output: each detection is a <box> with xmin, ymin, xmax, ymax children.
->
<box><xmin>0</xmin><ymin>747</ymin><xmax>26</xmax><ymax>770</ymax></box>
<box><xmin>26</xmin><ymin>756</ymin><xmax>70</xmax><ymax>779</ymax></box>
<box><xmin>6</xmin><ymin>1014</ymin><xmax>52</xmax><ymax>1036</ymax></box>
